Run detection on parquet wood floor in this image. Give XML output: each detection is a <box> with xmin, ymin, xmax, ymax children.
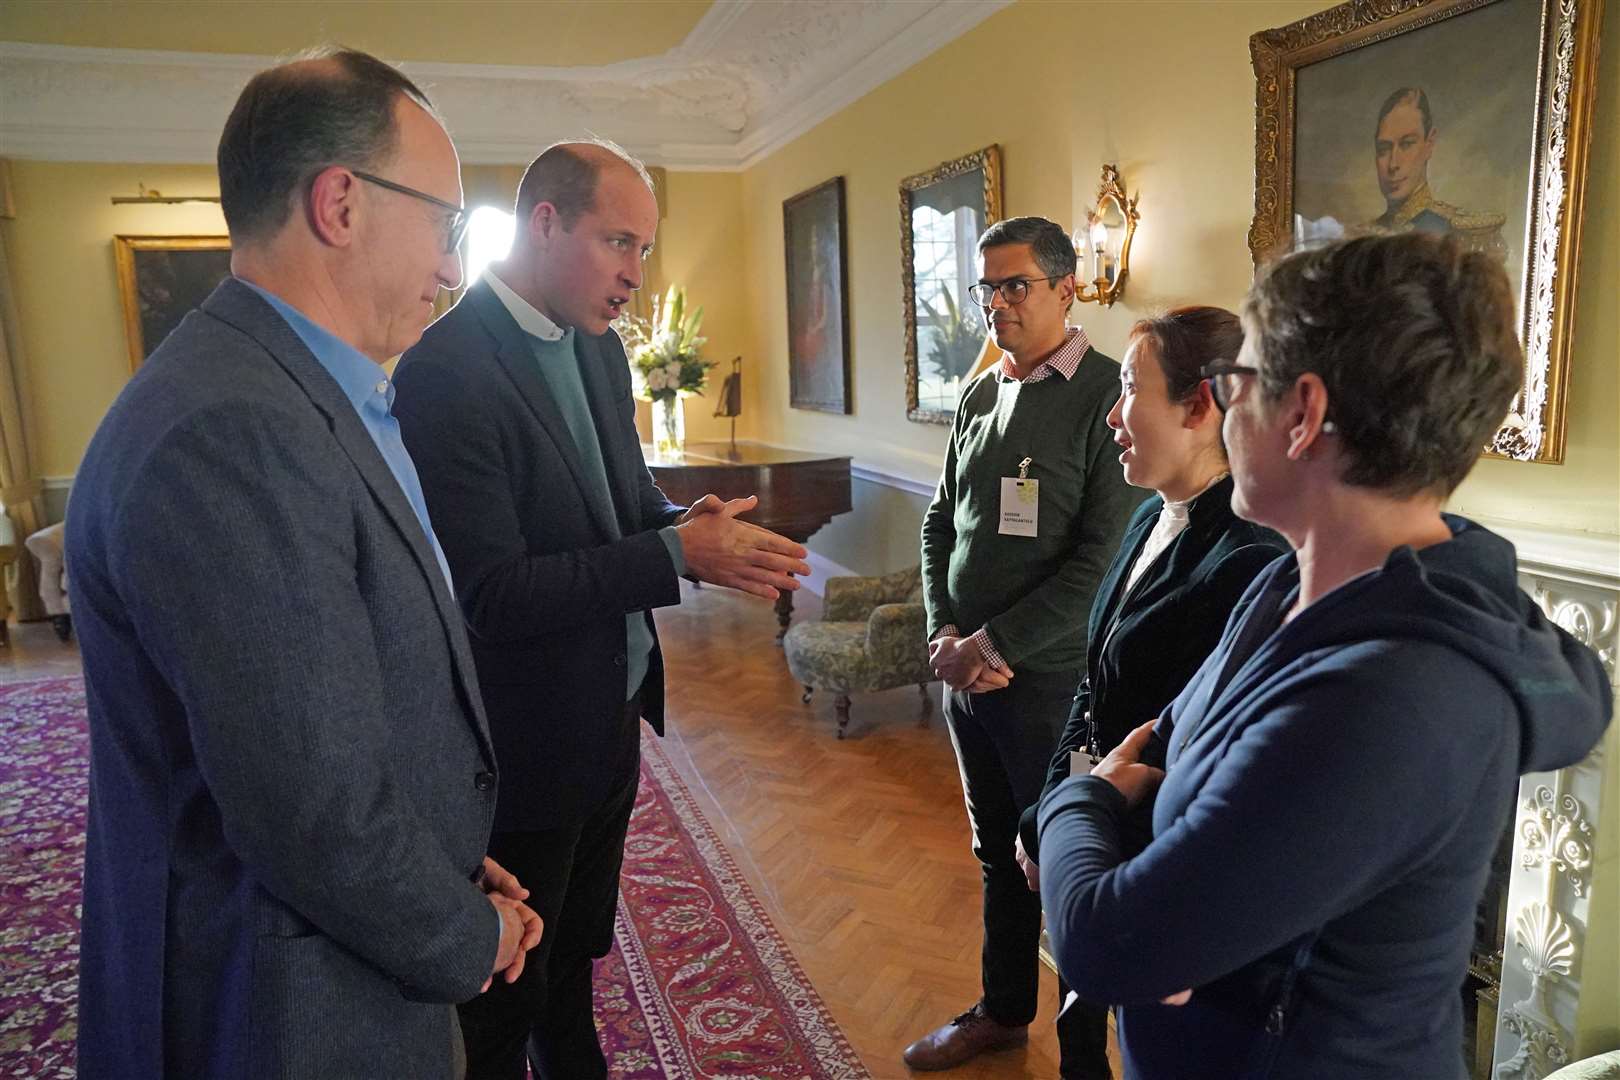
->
<box><xmin>2</xmin><ymin>586</ymin><xmax>1118</xmax><ymax>1078</ymax></box>
<box><xmin>654</xmin><ymin>582</ymin><xmax>1120</xmax><ymax>1079</ymax></box>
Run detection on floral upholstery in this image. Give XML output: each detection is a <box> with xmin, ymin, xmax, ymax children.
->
<box><xmin>783</xmin><ymin>566</ymin><xmax>933</xmax><ymax>737</ymax></box>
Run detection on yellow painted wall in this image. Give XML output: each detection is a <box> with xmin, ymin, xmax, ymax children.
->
<box><xmin>0</xmin><ymin>161</ymin><xmax>745</xmax><ymax>476</ymax></box>
<box><xmin>734</xmin><ymin>0</ymin><xmax>1620</xmax><ymax>539</ymax></box>
<box><xmin>2</xmin><ymin>163</ymin><xmax>227</xmax><ymax>480</ymax></box>
<box><xmin>643</xmin><ymin>170</ymin><xmax>751</xmax><ymax>447</ymax></box>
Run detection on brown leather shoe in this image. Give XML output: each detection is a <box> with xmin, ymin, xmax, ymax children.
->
<box><xmin>903</xmin><ymin>1002</ymin><xmax>1029</xmax><ymax>1071</ymax></box>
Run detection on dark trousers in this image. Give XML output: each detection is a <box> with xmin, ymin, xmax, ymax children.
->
<box><xmin>458</xmin><ymin>706</ymin><xmax>642</xmax><ymax>1080</ymax></box>
<box><xmin>944</xmin><ymin>668</ymin><xmax>1112</xmax><ymax>1080</ymax></box>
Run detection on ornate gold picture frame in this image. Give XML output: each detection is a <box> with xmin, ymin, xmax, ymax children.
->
<box><xmin>114</xmin><ymin>235</ymin><xmax>232</xmax><ymax>372</ymax></box>
<box><xmin>1249</xmin><ymin>0</ymin><xmax>1602</xmax><ymax>463</ymax></box>
<box><xmin>901</xmin><ymin>144</ymin><xmax>1003</xmax><ymax>425</ymax></box>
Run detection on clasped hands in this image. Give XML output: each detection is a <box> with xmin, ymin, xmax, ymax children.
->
<box><xmin>930</xmin><ymin>634</ymin><xmax>1014</xmax><ymax>693</ymax></box>
<box><xmin>675</xmin><ymin>494</ymin><xmax>810</xmax><ymax>601</ymax></box>
<box><xmin>479</xmin><ymin>856</ymin><xmax>543</xmax><ymax>992</ymax></box>
<box><xmin>1023</xmin><ymin>720</ymin><xmax>1190</xmax><ymax>1005</ymax></box>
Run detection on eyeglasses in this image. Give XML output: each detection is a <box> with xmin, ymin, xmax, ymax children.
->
<box><xmin>353</xmin><ymin>170</ymin><xmax>469</xmax><ymax>254</ymax></box>
<box><xmin>1199</xmin><ymin>361</ymin><xmax>1258</xmax><ymax>411</ymax></box>
<box><xmin>1199</xmin><ymin>360</ymin><xmax>1340</xmax><ymax>433</ymax></box>
<box><xmin>967</xmin><ymin>275</ymin><xmax>1063</xmax><ymax>308</ymax></box>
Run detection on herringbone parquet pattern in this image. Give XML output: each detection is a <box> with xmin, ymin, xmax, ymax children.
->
<box><xmin>654</xmin><ymin>582</ymin><xmax>1118</xmax><ymax>1079</ymax></box>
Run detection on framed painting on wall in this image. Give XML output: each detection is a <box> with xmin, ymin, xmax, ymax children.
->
<box><xmin>114</xmin><ymin>235</ymin><xmax>233</xmax><ymax>372</ymax></box>
<box><xmin>1249</xmin><ymin>0</ymin><xmax>1603</xmax><ymax>463</ymax></box>
<box><xmin>783</xmin><ymin>177</ymin><xmax>852</xmax><ymax>414</ymax></box>
<box><xmin>901</xmin><ymin>144</ymin><xmax>1002</xmax><ymax>425</ymax></box>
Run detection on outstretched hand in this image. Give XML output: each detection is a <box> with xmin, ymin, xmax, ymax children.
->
<box><xmin>675</xmin><ymin>494</ymin><xmax>810</xmax><ymax>600</ymax></box>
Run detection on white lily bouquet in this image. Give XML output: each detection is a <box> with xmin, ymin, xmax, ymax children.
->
<box><xmin>620</xmin><ymin>285</ymin><xmax>713</xmax><ymax>454</ymax></box>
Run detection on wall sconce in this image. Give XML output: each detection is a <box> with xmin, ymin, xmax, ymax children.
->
<box><xmin>1070</xmin><ymin>164</ymin><xmax>1139</xmax><ymax>307</ymax></box>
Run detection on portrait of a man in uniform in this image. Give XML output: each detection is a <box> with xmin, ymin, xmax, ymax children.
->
<box><xmin>1362</xmin><ymin>86</ymin><xmax>1505</xmax><ymax>258</ymax></box>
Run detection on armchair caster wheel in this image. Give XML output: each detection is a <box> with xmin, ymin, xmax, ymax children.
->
<box><xmin>51</xmin><ymin>615</ymin><xmax>73</xmax><ymax>643</ymax></box>
<box><xmin>802</xmin><ymin>685</ymin><xmax>814</xmax><ymax>705</ymax></box>
<box><xmin>835</xmin><ymin>693</ymin><xmax>851</xmax><ymax>740</ymax></box>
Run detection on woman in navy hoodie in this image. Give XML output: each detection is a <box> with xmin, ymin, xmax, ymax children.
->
<box><xmin>1036</xmin><ymin>233</ymin><xmax>1612</xmax><ymax>1079</ymax></box>
<box><xmin>1013</xmin><ymin>306</ymin><xmax>1287</xmax><ymax>1078</ymax></box>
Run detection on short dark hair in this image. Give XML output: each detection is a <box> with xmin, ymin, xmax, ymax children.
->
<box><xmin>976</xmin><ymin>216</ymin><xmax>1078</xmax><ymax>287</ymax></box>
<box><xmin>217</xmin><ymin>47</ymin><xmax>433</xmax><ymax>245</ymax></box>
<box><xmin>514</xmin><ymin>138</ymin><xmax>655</xmax><ymax>228</ymax></box>
<box><xmin>1244</xmin><ymin>233</ymin><xmax>1522</xmax><ymax>497</ymax></box>
<box><xmin>1375</xmin><ymin>87</ymin><xmax>1432</xmax><ymax>137</ymax></box>
<box><xmin>1128</xmin><ymin>305</ymin><xmax>1243</xmax><ymax>404</ymax></box>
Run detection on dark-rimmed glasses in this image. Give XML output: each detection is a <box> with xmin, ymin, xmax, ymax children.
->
<box><xmin>1200</xmin><ymin>360</ymin><xmax>1339</xmax><ymax>432</ymax></box>
<box><xmin>353</xmin><ymin>170</ymin><xmax>469</xmax><ymax>253</ymax></box>
<box><xmin>967</xmin><ymin>275</ymin><xmax>1062</xmax><ymax>308</ymax></box>
<box><xmin>1199</xmin><ymin>361</ymin><xmax>1258</xmax><ymax>411</ymax></box>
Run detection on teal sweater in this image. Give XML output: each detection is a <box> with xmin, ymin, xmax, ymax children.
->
<box><xmin>921</xmin><ymin>347</ymin><xmax>1144</xmax><ymax>672</ymax></box>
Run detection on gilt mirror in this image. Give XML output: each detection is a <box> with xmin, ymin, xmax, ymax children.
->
<box><xmin>901</xmin><ymin>144</ymin><xmax>1002</xmax><ymax>424</ymax></box>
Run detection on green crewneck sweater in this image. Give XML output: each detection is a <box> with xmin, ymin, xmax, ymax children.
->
<box><xmin>921</xmin><ymin>345</ymin><xmax>1144</xmax><ymax>672</ymax></box>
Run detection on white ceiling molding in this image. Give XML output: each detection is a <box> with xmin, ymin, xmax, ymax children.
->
<box><xmin>0</xmin><ymin>0</ymin><xmax>1010</xmax><ymax>171</ymax></box>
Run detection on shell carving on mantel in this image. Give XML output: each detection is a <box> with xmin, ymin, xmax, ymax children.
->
<box><xmin>1531</xmin><ymin>582</ymin><xmax>1617</xmax><ymax>680</ymax></box>
<box><xmin>1514</xmin><ymin>901</ymin><xmax>1575</xmax><ymax>986</ymax></box>
<box><xmin>1519</xmin><ymin>787</ymin><xmax>1594</xmax><ymax>896</ymax></box>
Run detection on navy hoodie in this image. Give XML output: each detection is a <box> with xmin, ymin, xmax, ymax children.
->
<box><xmin>1037</xmin><ymin>516</ymin><xmax>1611</xmax><ymax>1079</ymax></box>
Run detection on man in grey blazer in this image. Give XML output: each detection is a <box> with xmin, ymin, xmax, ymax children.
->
<box><xmin>68</xmin><ymin>49</ymin><xmax>540</xmax><ymax>1079</ymax></box>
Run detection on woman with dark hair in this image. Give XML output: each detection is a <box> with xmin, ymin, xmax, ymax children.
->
<box><xmin>1036</xmin><ymin>234</ymin><xmax>1611</xmax><ymax>1079</ymax></box>
<box><xmin>1012</xmin><ymin>305</ymin><xmax>1286</xmax><ymax>1078</ymax></box>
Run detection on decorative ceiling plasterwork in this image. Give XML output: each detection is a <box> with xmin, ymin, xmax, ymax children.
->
<box><xmin>0</xmin><ymin>0</ymin><xmax>1011</xmax><ymax>170</ymax></box>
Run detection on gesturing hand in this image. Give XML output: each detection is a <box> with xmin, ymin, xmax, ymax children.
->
<box><xmin>1090</xmin><ymin>720</ymin><xmax>1165</xmax><ymax>809</ymax></box>
<box><xmin>675</xmin><ymin>493</ymin><xmax>728</xmax><ymax>524</ymax></box>
<box><xmin>675</xmin><ymin>494</ymin><xmax>810</xmax><ymax>600</ymax></box>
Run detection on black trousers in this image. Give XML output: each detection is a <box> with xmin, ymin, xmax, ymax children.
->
<box><xmin>944</xmin><ymin>668</ymin><xmax>1112</xmax><ymax>1080</ymax></box>
<box><xmin>458</xmin><ymin>703</ymin><xmax>642</xmax><ymax>1080</ymax></box>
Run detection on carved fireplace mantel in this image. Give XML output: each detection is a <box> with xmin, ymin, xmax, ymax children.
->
<box><xmin>1484</xmin><ymin>519</ymin><xmax>1619</xmax><ymax>1078</ymax></box>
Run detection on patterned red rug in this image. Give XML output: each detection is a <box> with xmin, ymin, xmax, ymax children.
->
<box><xmin>0</xmin><ymin>677</ymin><xmax>868</xmax><ymax>1079</ymax></box>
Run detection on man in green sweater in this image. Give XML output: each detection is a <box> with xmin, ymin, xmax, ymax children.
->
<box><xmin>908</xmin><ymin>217</ymin><xmax>1141</xmax><ymax>1076</ymax></box>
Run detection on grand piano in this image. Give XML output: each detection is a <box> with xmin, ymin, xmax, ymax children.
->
<box><xmin>643</xmin><ymin>441</ymin><xmax>852</xmax><ymax>639</ymax></box>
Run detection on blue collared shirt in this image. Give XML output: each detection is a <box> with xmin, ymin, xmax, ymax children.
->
<box><xmin>240</xmin><ymin>279</ymin><xmax>455</xmax><ymax>592</ymax></box>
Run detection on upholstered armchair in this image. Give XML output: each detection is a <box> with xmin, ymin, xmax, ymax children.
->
<box><xmin>25</xmin><ymin>521</ymin><xmax>70</xmax><ymax>642</ymax></box>
<box><xmin>782</xmin><ymin>565</ymin><xmax>934</xmax><ymax>738</ymax></box>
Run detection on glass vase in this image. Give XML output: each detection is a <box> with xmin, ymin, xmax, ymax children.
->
<box><xmin>652</xmin><ymin>394</ymin><xmax>685</xmax><ymax>457</ymax></box>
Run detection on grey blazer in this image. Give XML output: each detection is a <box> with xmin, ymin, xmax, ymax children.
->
<box><xmin>68</xmin><ymin>278</ymin><xmax>501</xmax><ymax>1079</ymax></box>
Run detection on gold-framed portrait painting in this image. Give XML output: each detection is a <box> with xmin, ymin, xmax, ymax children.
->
<box><xmin>114</xmin><ymin>235</ymin><xmax>233</xmax><ymax>372</ymax></box>
<box><xmin>784</xmin><ymin>177</ymin><xmax>852</xmax><ymax>415</ymax></box>
<box><xmin>1249</xmin><ymin>0</ymin><xmax>1603</xmax><ymax>463</ymax></box>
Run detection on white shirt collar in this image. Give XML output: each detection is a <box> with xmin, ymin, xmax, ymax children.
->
<box><xmin>483</xmin><ymin>266</ymin><xmax>567</xmax><ymax>342</ymax></box>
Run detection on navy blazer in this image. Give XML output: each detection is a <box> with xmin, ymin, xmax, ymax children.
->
<box><xmin>68</xmin><ymin>279</ymin><xmax>500</xmax><ymax>1079</ymax></box>
<box><xmin>1020</xmin><ymin>476</ymin><xmax>1286</xmax><ymax>861</ymax></box>
<box><xmin>395</xmin><ymin>279</ymin><xmax>684</xmax><ymax>830</ymax></box>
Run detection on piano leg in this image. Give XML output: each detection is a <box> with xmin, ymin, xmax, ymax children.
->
<box><xmin>774</xmin><ymin>589</ymin><xmax>794</xmax><ymax>642</ymax></box>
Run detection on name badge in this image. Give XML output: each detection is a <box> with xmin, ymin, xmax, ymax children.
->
<box><xmin>999</xmin><ymin>476</ymin><xmax>1038</xmax><ymax>536</ymax></box>
<box><xmin>1069</xmin><ymin>750</ymin><xmax>1089</xmax><ymax>777</ymax></box>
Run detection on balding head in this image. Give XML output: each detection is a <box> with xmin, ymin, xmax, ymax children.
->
<box><xmin>218</xmin><ymin>46</ymin><xmax>435</xmax><ymax>245</ymax></box>
<box><xmin>514</xmin><ymin>140</ymin><xmax>655</xmax><ymax>231</ymax></box>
